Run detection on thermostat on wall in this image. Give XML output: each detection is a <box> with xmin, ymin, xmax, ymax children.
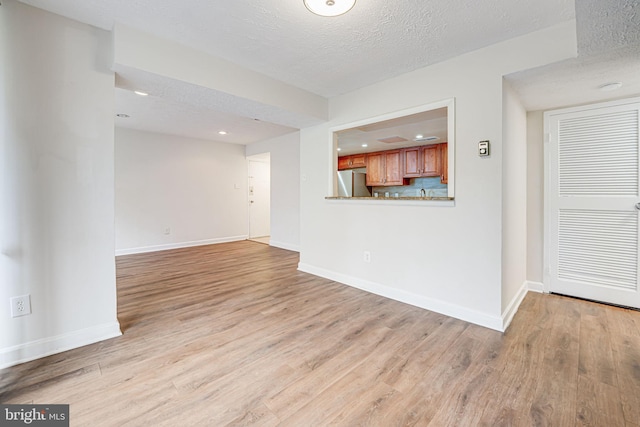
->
<box><xmin>479</xmin><ymin>140</ymin><xmax>490</xmax><ymax>157</ymax></box>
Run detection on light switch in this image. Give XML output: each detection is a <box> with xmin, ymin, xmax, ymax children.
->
<box><xmin>479</xmin><ymin>140</ymin><xmax>490</xmax><ymax>157</ymax></box>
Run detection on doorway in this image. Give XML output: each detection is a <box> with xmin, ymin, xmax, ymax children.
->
<box><xmin>247</xmin><ymin>153</ymin><xmax>271</xmax><ymax>243</ymax></box>
<box><xmin>545</xmin><ymin>97</ymin><xmax>640</xmax><ymax>309</ymax></box>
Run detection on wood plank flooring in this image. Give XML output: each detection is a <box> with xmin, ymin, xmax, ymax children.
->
<box><xmin>2</xmin><ymin>241</ymin><xmax>640</xmax><ymax>426</ymax></box>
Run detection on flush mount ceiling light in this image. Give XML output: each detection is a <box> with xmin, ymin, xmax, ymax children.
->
<box><xmin>304</xmin><ymin>0</ymin><xmax>356</xmax><ymax>17</ymax></box>
<box><xmin>378</xmin><ymin>136</ymin><xmax>408</xmax><ymax>143</ymax></box>
<box><xmin>218</xmin><ymin>130</ymin><xmax>228</xmax><ymax>135</ymax></box>
<box><xmin>598</xmin><ymin>82</ymin><xmax>623</xmax><ymax>91</ymax></box>
<box><xmin>134</xmin><ymin>90</ymin><xmax>148</xmax><ymax>96</ymax></box>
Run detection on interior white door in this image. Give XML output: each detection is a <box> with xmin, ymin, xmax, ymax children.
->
<box><xmin>546</xmin><ymin>98</ymin><xmax>640</xmax><ymax>308</ymax></box>
<box><xmin>248</xmin><ymin>158</ymin><xmax>270</xmax><ymax>239</ymax></box>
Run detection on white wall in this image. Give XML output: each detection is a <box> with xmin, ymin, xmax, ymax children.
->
<box><xmin>501</xmin><ymin>81</ymin><xmax>528</xmax><ymax>321</ymax></box>
<box><xmin>0</xmin><ymin>0</ymin><xmax>120</xmax><ymax>368</ymax></box>
<box><xmin>115</xmin><ymin>128</ymin><xmax>248</xmax><ymax>254</ymax></box>
<box><xmin>298</xmin><ymin>22</ymin><xmax>577</xmax><ymax>331</ymax></box>
<box><xmin>526</xmin><ymin>111</ymin><xmax>545</xmax><ymax>287</ymax></box>
<box><xmin>246</xmin><ymin>132</ymin><xmax>301</xmax><ymax>252</ymax></box>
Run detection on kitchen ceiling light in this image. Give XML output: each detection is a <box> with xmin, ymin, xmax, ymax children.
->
<box><xmin>218</xmin><ymin>131</ymin><xmax>228</xmax><ymax>135</ymax></box>
<box><xmin>304</xmin><ymin>0</ymin><xmax>356</xmax><ymax>17</ymax></box>
<box><xmin>134</xmin><ymin>90</ymin><xmax>148</xmax><ymax>96</ymax></box>
<box><xmin>414</xmin><ymin>135</ymin><xmax>439</xmax><ymax>142</ymax></box>
<box><xmin>361</xmin><ymin>144</ymin><xmax>368</xmax><ymax>147</ymax></box>
<box><xmin>337</xmin><ymin>147</ymin><xmax>342</xmax><ymax>151</ymax></box>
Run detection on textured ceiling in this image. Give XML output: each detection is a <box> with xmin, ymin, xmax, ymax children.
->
<box><xmin>575</xmin><ymin>0</ymin><xmax>640</xmax><ymax>56</ymax></box>
<box><xmin>15</xmin><ymin>0</ymin><xmax>640</xmax><ymax>142</ymax></box>
<box><xmin>506</xmin><ymin>0</ymin><xmax>640</xmax><ymax>111</ymax></box>
<box><xmin>17</xmin><ymin>0</ymin><xmax>575</xmax><ymax>97</ymax></box>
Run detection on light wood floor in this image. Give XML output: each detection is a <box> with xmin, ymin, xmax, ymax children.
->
<box><xmin>2</xmin><ymin>241</ymin><xmax>640</xmax><ymax>426</ymax></box>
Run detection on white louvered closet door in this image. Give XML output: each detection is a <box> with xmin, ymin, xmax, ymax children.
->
<box><xmin>547</xmin><ymin>98</ymin><xmax>640</xmax><ymax>308</ymax></box>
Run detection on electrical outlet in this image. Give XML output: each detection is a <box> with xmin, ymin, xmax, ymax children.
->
<box><xmin>10</xmin><ymin>295</ymin><xmax>31</xmax><ymax>318</ymax></box>
<box><xmin>363</xmin><ymin>251</ymin><xmax>371</xmax><ymax>263</ymax></box>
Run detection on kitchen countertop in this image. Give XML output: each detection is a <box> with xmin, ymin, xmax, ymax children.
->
<box><xmin>325</xmin><ymin>196</ymin><xmax>454</xmax><ymax>201</ymax></box>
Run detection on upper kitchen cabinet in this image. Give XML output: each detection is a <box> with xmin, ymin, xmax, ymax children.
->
<box><xmin>440</xmin><ymin>143</ymin><xmax>448</xmax><ymax>184</ymax></box>
<box><xmin>402</xmin><ymin>145</ymin><xmax>440</xmax><ymax>178</ymax></box>
<box><xmin>366</xmin><ymin>150</ymin><xmax>408</xmax><ymax>186</ymax></box>
<box><xmin>338</xmin><ymin>153</ymin><xmax>367</xmax><ymax>170</ymax></box>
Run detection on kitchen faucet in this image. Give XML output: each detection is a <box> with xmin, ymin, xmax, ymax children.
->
<box><xmin>420</xmin><ymin>188</ymin><xmax>426</xmax><ymax>197</ymax></box>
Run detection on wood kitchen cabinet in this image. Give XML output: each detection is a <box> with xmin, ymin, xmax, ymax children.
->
<box><xmin>402</xmin><ymin>145</ymin><xmax>440</xmax><ymax>178</ymax></box>
<box><xmin>337</xmin><ymin>154</ymin><xmax>367</xmax><ymax>170</ymax></box>
<box><xmin>440</xmin><ymin>143</ymin><xmax>448</xmax><ymax>184</ymax></box>
<box><xmin>366</xmin><ymin>150</ymin><xmax>408</xmax><ymax>186</ymax></box>
<box><xmin>402</xmin><ymin>147</ymin><xmax>421</xmax><ymax>177</ymax></box>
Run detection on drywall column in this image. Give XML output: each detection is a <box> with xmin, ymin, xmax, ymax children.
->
<box><xmin>246</xmin><ymin>132</ymin><xmax>301</xmax><ymax>252</ymax></box>
<box><xmin>526</xmin><ymin>111</ymin><xmax>545</xmax><ymax>289</ymax></box>
<box><xmin>0</xmin><ymin>0</ymin><xmax>120</xmax><ymax>368</ymax></box>
<box><xmin>501</xmin><ymin>81</ymin><xmax>528</xmax><ymax>321</ymax></box>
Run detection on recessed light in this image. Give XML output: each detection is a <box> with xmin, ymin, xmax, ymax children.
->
<box><xmin>116</xmin><ymin>113</ymin><xmax>130</xmax><ymax>118</ymax></box>
<box><xmin>134</xmin><ymin>90</ymin><xmax>148</xmax><ymax>96</ymax></box>
<box><xmin>598</xmin><ymin>82</ymin><xmax>623</xmax><ymax>91</ymax></box>
<box><xmin>337</xmin><ymin>148</ymin><xmax>342</xmax><ymax>151</ymax></box>
<box><xmin>415</xmin><ymin>134</ymin><xmax>424</xmax><ymax>139</ymax></box>
<box><xmin>361</xmin><ymin>144</ymin><xmax>368</xmax><ymax>147</ymax></box>
<box><xmin>414</xmin><ymin>135</ymin><xmax>439</xmax><ymax>142</ymax></box>
<box><xmin>218</xmin><ymin>131</ymin><xmax>228</xmax><ymax>135</ymax></box>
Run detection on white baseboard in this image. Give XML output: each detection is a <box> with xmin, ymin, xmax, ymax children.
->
<box><xmin>526</xmin><ymin>280</ymin><xmax>545</xmax><ymax>293</ymax></box>
<box><xmin>501</xmin><ymin>281</ymin><xmax>528</xmax><ymax>331</ymax></box>
<box><xmin>297</xmin><ymin>263</ymin><xmax>504</xmax><ymax>332</ymax></box>
<box><xmin>0</xmin><ymin>322</ymin><xmax>122</xmax><ymax>370</ymax></box>
<box><xmin>269</xmin><ymin>240</ymin><xmax>300</xmax><ymax>252</ymax></box>
<box><xmin>115</xmin><ymin>235</ymin><xmax>248</xmax><ymax>256</ymax></box>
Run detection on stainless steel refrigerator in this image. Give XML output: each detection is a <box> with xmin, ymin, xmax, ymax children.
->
<box><xmin>337</xmin><ymin>170</ymin><xmax>371</xmax><ymax>197</ymax></box>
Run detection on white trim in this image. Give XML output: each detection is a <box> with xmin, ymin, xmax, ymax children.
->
<box><xmin>526</xmin><ymin>280</ymin><xmax>545</xmax><ymax>293</ymax></box>
<box><xmin>325</xmin><ymin>198</ymin><xmax>455</xmax><ymax>207</ymax></box>
<box><xmin>544</xmin><ymin>96</ymin><xmax>640</xmax><ymax>118</ymax></box>
<box><xmin>115</xmin><ymin>235</ymin><xmax>248</xmax><ymax>256</ymax></box>
<box><xmin>501</xmin><ymin>281</ymin><xmax>528</xmax><ymax>331</ymax></box>
<box><xmin>0</xmin><ymin>322</ymin><xmax>122</xmax><ymax>370</ymax></box>
<box><xmin>328</xmin><ymin>97</ymin><xmax>456</xmax><ymax>198</ymax></box>
<box><xmin>269</xmin><ymin>240</ymin><xmax>300</xmax><ymax>252</ymax></box>
<box><xmin>298</xmin><ymin>262</ymin><xmax>504</xmax><ymax>331</ymax></box>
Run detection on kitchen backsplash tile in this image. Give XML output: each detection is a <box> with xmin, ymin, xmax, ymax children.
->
<box><xmin>372</xmin><ymin>177</ymin><xmax>447</xmax><ymax>197</ymax></box>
